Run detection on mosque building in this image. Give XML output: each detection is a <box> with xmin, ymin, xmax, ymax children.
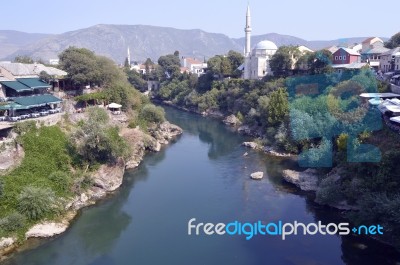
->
<box><xmin>242</xmin><ymin>5</ymin><xmax>278</xmax><ymax>79</ymax></box>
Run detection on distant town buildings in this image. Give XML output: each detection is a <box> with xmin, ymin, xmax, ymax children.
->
<box><xmin>180</xmin><ymin>57</ymin><xmax>207</xmax><ymax>76</ymax></box>
<box><xmin>360</xmin><ymin>37</ymin><xmax>389</xmax><ymax>70</ymax></box>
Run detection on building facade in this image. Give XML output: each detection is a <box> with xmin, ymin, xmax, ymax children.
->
<box><xmin>380</xmin><ymin>47</ymin><xmax>400</xmax><ymax>73</ymax></box>
<box><xmin>332</xmin><ymin>48</ymin><xmax>361</xmax><ymax>65</ymax></box>
<box><xmin>180</xmin><ymin>57</ymin><xmax>207</xmax><ymax>76</ymax></box>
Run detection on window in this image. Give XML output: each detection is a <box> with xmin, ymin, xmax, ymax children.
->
<box><xmin>339</xmin><ymin>56</ymin><xmax>342</xmax><ymax>60</ymax></box>
<box><xmin>343</xmin><ymin>56</ymin><xmax>346</xmax><ymax>60</ymax></box>
<box><xmin>335</xmin><ymin>56</ymin><xmax>338</xmax><ymax>60</ymax></box>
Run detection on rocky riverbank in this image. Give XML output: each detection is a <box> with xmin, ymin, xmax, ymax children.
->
<box><xmin>0</xmin><ymin>120</ymin><xmax>182</xmax><ymax>259</ymax></box>
<box><xmin>241</xmin><ymin>141</ymin><xmax>295</xmax><ymax>158</ymax></box>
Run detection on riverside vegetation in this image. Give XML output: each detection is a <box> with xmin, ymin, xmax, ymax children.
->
<box><xmin>137</xmin><ymin>46</ymin><xmax>400</xmax><ymax>248</ymax></box>
<box><xmin>0</xmin><ymin>47</ymin><xmax>177</xmax><ymax>254</ymax></box>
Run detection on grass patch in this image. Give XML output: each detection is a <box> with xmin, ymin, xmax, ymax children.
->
<box><xmin>0</xmin><ymin>125</ymin><xmax>79</xmax><ymax>238</ymax></box>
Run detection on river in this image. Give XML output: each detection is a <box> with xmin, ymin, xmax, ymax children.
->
<box><xmin>3</xmin><ymin>106</ymin><xmax>400</xmax><ymax>265</ymax></box>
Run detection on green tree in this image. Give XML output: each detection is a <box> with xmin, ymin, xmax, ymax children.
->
<box><xmin>95</xmin><ymin>56</ymin><xmax>126</xmax><ymax>86</ymax></box>
<box><xmin>268</xmin><ymin>87</ymin><xmax>289</xmax><ymax>125</ymax></box>
<box><xmin>207</xmin><ymin>55</ymin><xmax>223</xmax><ymax>76</ymax></box>
<box><xmin>158</xmin><ymin>54</ymin><xmax>181</xmax><ymax>79</ymax></box>
<box><xmin>139</xmin><ymin>104</ymin><xmax>166</xmax><ymax>124</ymax></box>
<box><xmin>126</xmin><ymin>69</ymin><xmax>148</xmax><ymax>91</ymax></box>
<box><xmin>227</xmin><ymin>50</ymin><xmax>244</xmax><ymax>70</ymax></box>
<box><xmin>124</xmin><ymin>57</ymin><xmax>130</xmax><ymax>69</ymax></box>
<box><xmin>270</xmin><ymin>46</ymin><xmax>301</xmax><ymax>77</ymax></box>
<box><xmin>59</xmin><ymin>47</ymin><xmax>127</xmax><ymax>88</ymax></box>
<box><xmin>295</xmin><ymin>51</ymin><xmax>313</xmax><ymax>71</ymax></box>
<box><xmin>308</xmin><ymin>49</ymin><xmax>333</xmax><ymax>74</ymax></box>
<box><xmin>14</xmin><ymin>55</ymin><xmax>34</xmax><ymax>64</ymax></box>
<box><xmin>39</xmin><ymin>70</ymin><xmax>53</xmax><ymax>83</ymax></box>
<box><xmin>227</xmin><ymin>50</ymin><xmax>244</xmax><ymax>77</ymax></box>
<box><xmin>385</xmin><ymin>32</ymin><xmax>400</xmax><ymax>49</ymax></box>
<box><xmin>220</xmin><ymin>57</ymin><xmax>232</xmax><ymax>76</ymax></box>
<box><xmin>59</xmin><ymin>47</ymin><xmax>101</xmax><ymax>86</ymax></box>
<box><xmin>144</xmin><ymin>58</ymin><xmax>155</xmax><ymax>80</ymax></box>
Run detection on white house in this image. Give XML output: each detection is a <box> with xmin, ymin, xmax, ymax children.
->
<box><xmin>180</xmin><ymin>57</ymin><xmax>207</xmax><ymax>76</ymax></box>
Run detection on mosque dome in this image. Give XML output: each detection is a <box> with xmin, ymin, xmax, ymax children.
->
<box><xmin>254</xmin><ymin>40</ymin><xmax>278</xmax><ymax>50</ymax></box>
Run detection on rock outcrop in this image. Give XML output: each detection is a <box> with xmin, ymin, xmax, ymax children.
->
<box><xmin>223</xmin><ymin>114</ymin><xmax>241</xmax><ymax>126</ymax></box>
<box><xmin>202</xmin><ymin>110</ymin><xmax>224</xmax><ymax>118</ymax></box>
<box><xmin>26</xmin><ymin>222</ymin><xmax>69</xmax><ymax>239</ymax></box>
<box><xmin>0</xmin><ymin>237</ymin><xmax>16</xmax><ymax>257</ymax></box>
<box><xmin>238</xmin><ymin>125</ymin><xmax>252</xmax><ymax>135</ymax></box>
<box><xmin>250</xmin><ymin>172</ymin><xmax>264</xmax><ymax>180</ymax></box>
<box><xmin>0</xmin><ymin>143</ymin><xmax>24</xmax><ymax>174</ymax></box>
<box><xmin>263</xmin><ymin>146</ymin><xmax>294</xmax><ymax>157</ymax></box>
<box><xmin>242</xmin><ymin>142</ymin><xmax>259</xmax><ymax>149</ymax></box>
<box><xmin>282</xmin><ymin>169</ymin><xmax>319</xmax><ymax>191</ymax></box>
<box><xmin>92</xmin><ymin>158</ymin><xmax>126</xmax><ymax>192</ymax></box>
<box><xmin>158</xmin><ymin>121</ymin><xmax>183</xmax><ymax>140</ymax></box>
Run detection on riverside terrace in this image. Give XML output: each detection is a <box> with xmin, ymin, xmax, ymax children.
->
<box><xmin>0</xmin><ymin>78</ymin><xmax>62</xmax><ymax>122</ymax></box>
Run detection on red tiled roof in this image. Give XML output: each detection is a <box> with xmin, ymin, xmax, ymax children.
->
<box><xmin>185</xmin><ymin>58</ymin><xmax>203</xmax><ymax>65</ymax></box>
<box><xmin>180</xmin><ymin>67</ymin><xmax>189</xmax><ymax>73</ymax></box>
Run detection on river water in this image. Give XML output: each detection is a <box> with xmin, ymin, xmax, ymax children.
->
<box><xmin>3</xmin><ymin>106</ymin><xmax>400</xmax><ymax>265</ymax></box>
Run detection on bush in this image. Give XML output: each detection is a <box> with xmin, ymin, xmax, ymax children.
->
<box><xmin>72</xmin><ymin>173</ymin><xmax>94</xmax><ymax>194</ymax></box>
<box><xmin>139</xmin><ymin>104</ymin><xmax>165</xmax><ymax>124</ymax></box>
<box><xmin>236</xmin><ymin>111</ymin><xmax>244</xmax><ymax>122</ymax></box>
<box><xmin>336</xmin><ymin>133</ymin><xmax>348</xmax><ymax>151</ymax></box>
<box><xmin>0</xmin><ymin>178</ymin><xmax>3</xmax><ymax>198</ymax></box>
<box><xmin>13</xmin><ymin>120</ymin><xmax>37</xmax><ymax>135</ymax></box>
<box><xmin>0</xmin><ymin>212</ymin><xmax>26</xmax><ymax>232</ymax></box>
<box><xmin>17</xmin><ymin>186</ymin><xmax>57</xmax><ymax>220</ymax></box>
<box><xmin>299</xmin><ymin>138</ymin><xmax>332</xmax><ymax>167</ymax></box>
<box><xmin>48</xmin><ymin>171</ymin><xmax>72</xmax><ymax>193</ymax></box>
<box><xmin>72</xmin><ymin>113</ymin><xmax>130</xmax><ymax>164</ymax></box>
<box><xmin>315</xmin><ymin>176</ymin><xmax>344</xmax><ymax>205</ymax></box>
<box><xmin>86</xmin><ymin>107</ymin><xmax>109</xmax><ymax>124</ymax></box>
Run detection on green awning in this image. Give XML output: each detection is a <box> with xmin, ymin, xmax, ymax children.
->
<box><xmin>0</xmin><ymin>102</ymin><xmax>29</xmax><ymax>110</ymax></box>
<box><xmin>13</xmin><ymin>94</ymin><xmax>62</xmax><ymax>108</ymax></box>
<box><xmin>0</xmin><ymin>81</ymin><xmax>32</xmax><ymax>92</ymax></box>
<box><xmin>17</xmin><ymin>78</ymin><xmax>51</xmax><ymax>89</ymax></box>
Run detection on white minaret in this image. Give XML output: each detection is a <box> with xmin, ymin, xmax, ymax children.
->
<box><xmin>127</xmin><ymin>47</ymin><xmax>131</xmax><ymax>67</ymax></box>
<box><xmin>244</xmin><ymin>5</ymin><xmax>252</xmax><ymax>56</ymax></box>
<box><xmin>243</xmin><ymin>5</ymin><xmax>252</xmax><ymax>79</ymax></box>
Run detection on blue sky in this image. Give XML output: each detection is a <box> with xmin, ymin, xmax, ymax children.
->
<box><xmin>2</xmin><ymin>0</ymin><xmax>399</xmax><ymax>40</ymax></box>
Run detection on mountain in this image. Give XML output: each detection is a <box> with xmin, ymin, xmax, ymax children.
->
<box><xmin>0</xmin><ymin>25</ymin><xmax>389</xmax><ymax>63</ymax></box>
<box><xmin>0</xmin><ymin>30</ymin><xmax>52</xmax><ymax>60</ymax></box>
<box><xmin>233</xmin><ymin>33</ymin><xmax>310</xmax><ymax>49</ymax></box>
<box><xmin>4</xmin><ymin>25</ymin><xmax>241</xmax><ymax>63</ymax></box>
